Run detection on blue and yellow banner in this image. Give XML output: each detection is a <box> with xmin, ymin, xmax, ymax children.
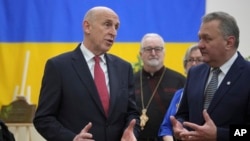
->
<box><xmin>0</xmin><ymin>0</ymin><xmax>205</xmax><ymax>107</ymax></box>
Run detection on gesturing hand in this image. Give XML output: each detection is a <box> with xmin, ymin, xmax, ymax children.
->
<box><xmin>73</xmin><ymin>122</ymin><xmax>94</xmax><ymax>141</ymax></box>
<box><xmin>170</xmin><ymin>116</ymin><xmax>188</xmax><ymax>140</ymax></box>
<box><xmin>121</xmin><ymin>119</ymin><xmax>137</xmax><ymax>141</ymax></box>
<box><xmin>179</xmin><ymin>110</ymin><xmax>217</xmax><ymax>141</ymax></box>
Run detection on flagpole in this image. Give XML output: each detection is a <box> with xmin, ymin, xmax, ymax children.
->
<box><xmin>20</xmin><ymin>50</ymin><xmax>30</xmax><ymax>97</ymax></box>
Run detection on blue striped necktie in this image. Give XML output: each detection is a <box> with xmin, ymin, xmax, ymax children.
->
<box><xmin>203</xmin><ymin>68</ymin><xmax>221</xmax><ymax>109</ymax></box>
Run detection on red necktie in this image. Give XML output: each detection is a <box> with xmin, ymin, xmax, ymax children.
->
<box><xmin>94</xmin><ymin>56</ymin><xmax>109</xmax><ymax>116</ymax></box>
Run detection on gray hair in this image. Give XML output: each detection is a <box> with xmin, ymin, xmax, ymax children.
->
<box><xmin>140</xmin><ymin>33</ymin><xmax>165</xmax><ymax>52</ymax></box>
<box><xmin>202</xmin><ymin>11</ymin><xmax>240</xmax><ymax>48</ymax></box>
<box><xmin>183</xmin><ymin>44</ymin><xmax>200</xmax><ymax>68</ymax></box>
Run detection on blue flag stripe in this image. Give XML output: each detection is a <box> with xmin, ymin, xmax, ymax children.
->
<box><xmin>0</xmin><ymin>0</ymin><xmax>205</xmax><ymax>42</ymax></box>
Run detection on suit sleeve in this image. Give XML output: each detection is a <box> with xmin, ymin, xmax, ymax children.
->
<box><xmin>125</xmin><ymin>64</ymin><xmax>141</xmax><ymax>137</ymax></box>
<box><xmin>33</xmin><ymin>59</ymin><xmax>76</xmax><ymax>141</ymax></box>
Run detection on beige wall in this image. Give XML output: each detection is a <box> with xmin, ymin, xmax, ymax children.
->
<box><xmin>206</xmin><ymin>0</ymin><xmax>250</xmax><ymax>58</ymax></box>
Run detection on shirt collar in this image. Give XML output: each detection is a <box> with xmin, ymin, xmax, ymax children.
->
<box><xmin>212</xmin><ymin>52</ymin><xmax>238</xmax><ymax>75</ymax></box>
<box><xmin>142</xmin><ymin>66</ymin><xmax>165</xmax><ymax>78</ymax></box>
<box><xmin>80</xmin><ymin>42</ymin><xmax>106</xmax><ymax>64</ymax></box>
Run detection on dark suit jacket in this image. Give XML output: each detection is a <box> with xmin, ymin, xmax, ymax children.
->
<box><xmin>176</xmin><ymin>52</ymin><xmax>250</xmax><ymax>141</ymax></box>
<box><xmin>33</xmin><ymin>44</ymin><xmax>140</xmax><ymax>141</ymax></box>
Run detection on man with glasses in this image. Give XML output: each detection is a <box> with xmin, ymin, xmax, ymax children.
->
<box><xmin>134</xmin><ymin>33</ymin><xmax>186</xmax><ymax>141</ymax></box>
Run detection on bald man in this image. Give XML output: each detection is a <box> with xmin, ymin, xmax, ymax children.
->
<box><xmin>33</xmin><ymin>6</ymin><xmax>140</xmax><ymax>141</ymax></box>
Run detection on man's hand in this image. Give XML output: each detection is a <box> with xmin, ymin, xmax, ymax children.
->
<box><xmin>73</xmin><ymin>122</ymin><xmax>94</xmax><ymax>141</ymax></box>
<box><xmin>179</xmin><ymin>110</ymin><xmax>217</xmax><ymax>141</ymax></box>
<box><xmin>121</xmin><ymin>119</ymin><xmax>137</xmax><ymax>141</ymax></box>
<box><xmin>170</xmin><ymin>115</ymin><xmax>188</xmax><ymax>140</ymax></box>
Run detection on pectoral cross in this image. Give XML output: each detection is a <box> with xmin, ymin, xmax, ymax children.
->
<box><xmin>140</xmin><ymin>109</ymin><xmax>149</xmax><ymax>130</ymax></box>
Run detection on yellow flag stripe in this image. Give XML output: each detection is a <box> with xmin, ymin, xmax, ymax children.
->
<box><xmin>0</xmin><ymin>42</ymin><xmax>195</xmax><ymax>107</ymax></box>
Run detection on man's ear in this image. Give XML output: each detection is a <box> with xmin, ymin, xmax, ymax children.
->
<box><xmin>83</xmin><ymin>21</ymin><xmax>90</xmax><ymax>34</ymax></box>
<box><xmin>226</xmin><ymin>36</ymin><xmax>236</xmax><ymax>49</ymax></box>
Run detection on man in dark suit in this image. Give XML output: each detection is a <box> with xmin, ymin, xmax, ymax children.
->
<box><xmin>170</xmin><ymin>11</ymin><xmax>250</xmax><ymax>141</ymax></box>
<box><xmin>33</xmin><ymin>6</ymin><xmax>140</xmax><ymax>141</ymax></box>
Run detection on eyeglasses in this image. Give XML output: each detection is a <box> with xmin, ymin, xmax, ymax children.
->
<box><xmin>185</xmin><ymin>58</ymin><xmax>203</xmax><ymax>63</ymax></box>
<box><xmin>142</xmin><ymin>46</ymin><xmax>164</xmax><ymax>53</ymax></box>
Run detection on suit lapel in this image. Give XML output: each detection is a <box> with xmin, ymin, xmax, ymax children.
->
<box><xmin>105</xmin><ymin>55</ymin><xmax>119</xmax><ymax>117</ymax></box>
<box><xmin>193</xmin><ymin>65</ymin><xmax>210</xmax><ymax>121</ymax></box>
<box><xmin>71</xmin><ymin>45</ymin><xmax>105</xmax><ymax>116</ymax></box>
<box><xmin>208</xmin><ymin>53</ymin><xmax>245</xmax><ymax>112</ymax></box>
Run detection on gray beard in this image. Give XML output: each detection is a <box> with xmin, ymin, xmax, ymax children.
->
<box><xmin>146</xmin><ymin>59</ymin><xmax>160</xmax><ymax>67</ymax></box>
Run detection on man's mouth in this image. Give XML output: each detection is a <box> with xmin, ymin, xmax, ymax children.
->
<box><xmin>106</xmin><ymin>39</ymin><xmax>113</xmax><ymax>45</ymax></box>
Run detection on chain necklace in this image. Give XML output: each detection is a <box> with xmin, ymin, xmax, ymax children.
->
<box><xmin>139</xmin><ymin>68</ymin><xmax>166</xmax><ymax>130</ymax></box>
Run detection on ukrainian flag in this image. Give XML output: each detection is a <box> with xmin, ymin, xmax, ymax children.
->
<box><xmin>0</xmin><ymin>0</ymin><xmax>205</xmax><ymax>107</ymax></box>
